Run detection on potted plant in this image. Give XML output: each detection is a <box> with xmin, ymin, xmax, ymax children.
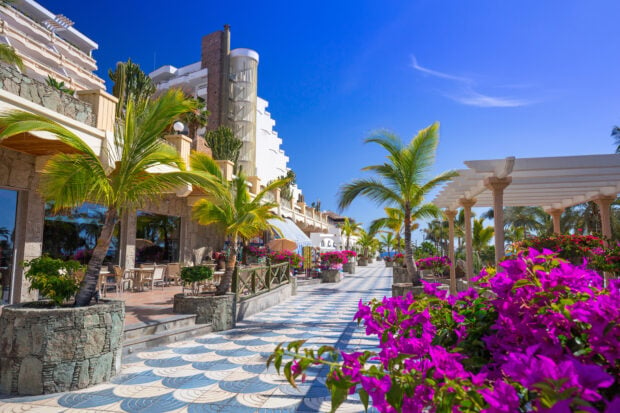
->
<box><xmin>320</xmin><ymin>251</ymin><xmax>346</xmax><ymax>282</ymax></box>
<box><xmin>172</xmin><ymin>265</ymin><xmax>239</xmax><ymax>330</ymax></box>
<box><xmin>416</xmin><ymin>255</ymin><xmax>451</xmax><ymax>278</ymax></box>
<box><xmin>384</xmin><ymin>255</ymin><xmax>394</xmax><ymax>268</ymax></box>
<box><xmin>342</xmin><ymin>250</ymin><xmax>357</xmax><ymax>274</ymax></box>
<box><xmin>0</xmin><ymin>256</ymin><xmax>124</xmax><ymax>395</ymax></box>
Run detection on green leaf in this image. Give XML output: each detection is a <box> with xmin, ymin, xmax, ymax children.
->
<box><xmin>330</xmin><ymin>385</ymin><xmax>349</xmax><ymax>413</ymax></box>
<box><xmin>358</xmin><ymin>389</ymin><xmax>369</xmax><ymax>412</ymax></box>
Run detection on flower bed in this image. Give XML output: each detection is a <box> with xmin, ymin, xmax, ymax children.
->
<box><xmin>416</xmin><ymin>255</ymin><xmax>451</xmax><ymax>276</ymax></box>
<box><xmin>320</xmin><ymin>251</ymin><xmax>348</xmax><ymax>270</ymax></box>
<box><xmin>270</xmin><ymin>249</ymin><xmax>620</xmax><ymax>412</ymax></box>
<box><xmin>268</xmin><ymin>250</ymin><xmax>303</xmax><ymax>268</ymax></box>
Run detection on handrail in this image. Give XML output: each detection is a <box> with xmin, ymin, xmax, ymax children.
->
<box><xmin>233</xmin><ymin>261</ymin><xmax>290</xmax><ymax>300</ymax></box>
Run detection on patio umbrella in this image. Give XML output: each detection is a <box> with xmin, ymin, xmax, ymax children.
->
<box><xmin>135</xmin><ymin>238</ymin><xmax>155</xmax><ymax>249</ymax></box>
<box><xmin>268</xmin><ymin>238</ymin><xmax>297</xmax><ymax>252</ymax></box>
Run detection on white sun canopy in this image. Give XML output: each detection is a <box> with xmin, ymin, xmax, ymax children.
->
<box><xmin>433</xmin><ymin>154</ymin><xmax>620</xmax><ymax>211</ymax></box>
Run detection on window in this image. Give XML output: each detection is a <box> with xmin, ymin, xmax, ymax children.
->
<box><xmin>136</xmin><ymin>212</ymin><xmax>180</xmax><ymax>264</ymax></box>
<box><xmin>43</xmin><ymin>203</ymin><xmax>120</xmax><ymax>265</ymax></box>
<box><xmin>0</xmin><ymin>189</ymin><xmax>18</xmax><ymax>304</ymax></box>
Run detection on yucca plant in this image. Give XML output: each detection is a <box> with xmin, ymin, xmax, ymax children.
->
<box><xmin>203</xmin><ymin>126</ymin><xmax>242</xmax><ymax>165</ymax></box>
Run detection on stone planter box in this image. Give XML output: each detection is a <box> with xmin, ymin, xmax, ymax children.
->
<box><xmin>385</xmin><ymin>261</ymin><xmax>394</xmax><ymax>268</ymax></box>
<box><xmin>0</xmin><ymin>299</ymin><xmax>124</xmax><ymax>396</ymax></box>
<box><xmin>343</xmin><ymin>262</ymin><xmax>356</xmax><ymax>274</ymax></box>
<box><xmin>321</xmin><ymin>269</ymin><xmax>342</xmax><ymax>283</ymax></box>
<box><xmin>173</xmin><ymin>293</ymin><xmax>236</xmax><ymax>332</ymax></box>
<box><xmin>392</xmin><ymin>283</ymin><xmax>424</xmax><ymax>297</ymax></box>
<box><xmin>392</xmin><ymin>266</ymin><xmax>411</xmax><ymax>284</ymax></box>
<box><xmin>358</xmin><ymin>258</ymin><xmax>368</xmax><ymax>266</ymax></box>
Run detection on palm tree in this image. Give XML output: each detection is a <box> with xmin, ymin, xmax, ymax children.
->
<box><xmin>0</xmin><ymin>90</ymin><xmax>209</xmax><ymax>306</ymax></box>
<box><xmin>181</xmin><ymin>96</ymin><xmax>210</xmax><ymax>144</ymax></box>
<box><xmin>339</xmin><ymin>217</ymin><xmax>362</xmax><ymax>250</ymax></box>
<box><xmin>338</xmin><ymin>123</ymin><xmax>457</xmax><ymax>283</ymax></box>
<box><xmin>356</xmin><ymin>228</ymin><xmax>378</xmax><ymax>259</ymax></box>
<box><xmin>0</xmin><ymin>44</ymin><xmax>24</xmax><ymax>71</ymax></box>
<box><xmin>472</xmin><ymin>218</ymin><xmax>494</xmax><ymax>272</ymax></box>
<box><xmin>503</xmin><ymin>206</ymin><xmax>546</xmax><ymax>238</ymax></box>
<box><xmin>612</xmin><ymin>126</ymin><xmax>620</xmax><ymax>154</ymax></box>
<box><xmin>379</xmin><ymin>232</ymin><xmax>396</xmax><ymax>258</ymax></box>
<box><xmin>190</xmin><ymin>153</ymin><xmax>290</xmax><ymax>295</ymax></box>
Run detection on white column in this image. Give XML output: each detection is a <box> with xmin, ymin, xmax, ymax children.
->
<box><xmin>444</xmin><ymin>209</ymin><xmax>457</xmax><ymax>295</ymax></box>
<box><xmin>484</xmin><ymin>177</ymin><xmax>512</xmax><ymax>265</ymax></box>
<box><xmin>546</xmin><ymin>208</ymin><xmax>563</xmax><ymax>235</ymax></box>
<box><xmin>459</xmin><ymin>198</ymin><xmax>476</xmax><ymax>285</ymax></box>
<box><xmin>594</xmin><ymin>195</ymin><xmax>616</xmax><ymax>242</ymax></box>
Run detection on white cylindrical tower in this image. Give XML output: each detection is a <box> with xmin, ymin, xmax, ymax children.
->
<box><xmin>228</xmin><ymin>48</ymin><xmax>259</xmax><ymax>176</ymax></box>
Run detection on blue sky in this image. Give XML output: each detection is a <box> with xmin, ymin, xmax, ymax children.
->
<box><xmin>46</xmin><ymin>0</ymin><xmax>620</xmax><ymax>239</ymax></box>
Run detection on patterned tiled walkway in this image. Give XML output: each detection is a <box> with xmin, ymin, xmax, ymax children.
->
<box><xmin>0</xmin><ymin>263</ymin><xmax>391</xmax><ymax>413</ymax></box>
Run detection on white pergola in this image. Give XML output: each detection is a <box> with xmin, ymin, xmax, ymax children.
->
<box><xmin>433</xmin><ymin>154</ymin><xmax>620</xmax><ymax>293</ymax></box>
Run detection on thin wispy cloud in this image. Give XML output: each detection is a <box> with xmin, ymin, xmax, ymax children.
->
<box><xmin>410</xmin><ymin>55</ymin><xmax>534</xmax><ymax>108</ymax></box>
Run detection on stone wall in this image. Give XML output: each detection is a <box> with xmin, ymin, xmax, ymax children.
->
<box><xmin>0</xmin><ymin>64</ymin><xmax>95</xmax><ymax>127</ymax></box>
<box><xmin>173</xmin><ymin>293</ymin><xmax>235</xmax><ymax>331</ymax></box>
<box><xmin>0</xmin><ymin>300</ymin><xmax>125</xmax><ymax>395</ymax></box>
<box><xmin>392</xmin><ymin>266</ymin><xmax>411</xmax><ymax>284</ymax></box>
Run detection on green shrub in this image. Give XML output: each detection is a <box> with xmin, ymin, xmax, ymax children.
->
<box><xmin>22</xmin><ymin>256</ymin><xmax>83</xmax><ymax>306</ymax></box>
<box><xmin>181</xmin><ymin>265</ymin><xmax>213</xmax><ymax>295</ymax></box>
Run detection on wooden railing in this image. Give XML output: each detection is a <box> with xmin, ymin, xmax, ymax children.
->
<box><xmin>233</xmin><ymin>262</ymin><xmax>290</xmax><ymax>299</ymax></box>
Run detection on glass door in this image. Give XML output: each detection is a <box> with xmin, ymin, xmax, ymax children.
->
<box><xmin>0</xmin><ymin>189</ymin><xmax>18</xmax><ymax>305</ymax></box>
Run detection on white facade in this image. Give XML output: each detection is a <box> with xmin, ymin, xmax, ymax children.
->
<box><xmin>256</xmin><ymin>97</ymin><xmax>289</xmax><ymax>184</ymax></box>
<box><xmin>0</xmin><ymin>0</ymin><xmax>104</xmax><ymax>90</ymax></box>
<box><xmin>150</xmin><ymin>62</ymin><xmax>208</xmax><ymax>100</ymax></box>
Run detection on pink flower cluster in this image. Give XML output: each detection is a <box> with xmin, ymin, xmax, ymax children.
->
<box><xmin>247</xmin><ymin>245</ymin><xmax>268</xmax><ymax>257</ymax></box>
<box><xmin>268</xmin><ymin>250</ymin><xmax>303</xmax><ymax>267</ymax></box>
<box><xmin>416</xmin><ymin>255</ymin><xmax>451</xmax><ymax>271</ymax></box>
<box><xmin>272</xmin><ymin>248</ymin><xmax>620</xmax><ymax>412</ymax></box>
<box><xmin>320</xmin><ymin>251</ymin><xmax>348</xmax><ymax>269</ymax></box>
<box><xmin>342</xmin><ymin>250</ymin><xmax>357</xmax><ymax>258</ymax></box>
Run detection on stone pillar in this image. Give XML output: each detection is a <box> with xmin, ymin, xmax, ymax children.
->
<box><xmin>165</xmin><ymin>134</ymin><xmax>192</xmax><ymax>166</ymax></box>
<box><xmin>13</xmin><ymin>187</ymin><xmax>45</xmax><ymax>303</ymax></box>
<box><xmin>215</xmin><ymin>160</ymin><xmax>234</xmax><ymax>181</ymax></box>
<box><xmin>119</xmin><ymin>211</ymin><xmax>137</xmax><ymax>270</ymax></box>
<box><xmin>546</xmin><ymin>208</ymin><xmax>563</xmax><ymax>234</ymax></box>
<box><xmin>484</xmin><ymin>177</ymin><xmax>512</xmax><ymax>265</ymax></box>
<box><xmin>459</xmin><ymin>198</ymin><xmax>476</xmax><ymax>285</ymax></box>
<box><xmin>444</xmin><ymin>209</ymin><xmax>457</xmax><ymax>295</ymax></box>
<box><xmin>247</xmin><ymin>176</ymin><xmax>261</xmax><ymax>196</ymax></box>
<box><xmin>594</xmin><ymin>195</ymin><xmax>616</xmax><ymax>241</ymax></box>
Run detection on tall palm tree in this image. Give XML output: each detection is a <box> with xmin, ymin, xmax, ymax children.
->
<box><xmin>181</xmin><ymin>96</ymin><xmax>210</xmax><ymax>144</ymax></box>
<box><xmin>0</xmin><ymin>44</ymin><xmax>24</xmax><ymax>71</ymax></box>
<box><xmin>0</xmin><ymin>90</ymin><xmax>209</xmax><ymax>306</ymax></box>
<box><xmin>611</xmin><ymin>126</ymin><xmax>620</xmax><ymax>154</ymax></box>
<box><xmin>503</xmin><ymin>206</ymin><xmax>546</xmax><ymax>238</ymax></box>
<box><xmin>190</xmin><ymin>153</ymin><xmax>290</xmax><ymax>295</ymax></box>
<box><xmin>339</xmin><ymin>217</ymin><xmax>362</xmax><ymax>250</ymax></box>
<box><xmin>379</xmin><ymin>232</ymin><xmax>396</xmax><ymax>257</ymax></box>
<box><xmin>356</xmin><ymin>228</ymin><xmax>378</xmax><ymax>259</ymax></box>
<box><xmin>339</xmin><ymin>123</ymin><xmax>457</xmax><ymax>283</ymax></box>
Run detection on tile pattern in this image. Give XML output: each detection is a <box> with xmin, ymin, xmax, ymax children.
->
<box><xmin>0</xmin><ymin>263</ymin><xmax>391</xmax><ymax>413</ymax></box>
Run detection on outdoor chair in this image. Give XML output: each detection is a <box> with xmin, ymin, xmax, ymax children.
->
<box><xmin>141</xmin><ymin>264</ymin><xmax>166</xmax><ymax>290</ymax></box>
<box><xmin>101</xmin><ymin>265</ymin><xmax>132</xmax><ymax>295</ymax></box>
<box><xmin>165</xmin><ymin>263</ymin><xmax>181</xmax><ymax>285</ymax></box>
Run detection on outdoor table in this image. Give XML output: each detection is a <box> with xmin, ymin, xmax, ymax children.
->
<box><xmin>128</xmin><ymin>268</ymin><xmax>154</xmax><ymax>292</ymax></box>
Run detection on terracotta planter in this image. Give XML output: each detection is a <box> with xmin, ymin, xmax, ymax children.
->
<box><xmin>0</xmin><ymin>300</ymin><xmax>125</xmax><ymax>396</ymax></box>
<box><xmin>173</xmin><ymin>293</ymin><xmax>236</xmax><ymax>331</ymax></box>
<box><xmin>320</xmin><ymin>269</ymin><xmax>342</xmax><ymax>283</ymax></box>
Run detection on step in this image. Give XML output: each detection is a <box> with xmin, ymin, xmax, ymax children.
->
<box><xmin>123</xmin><ymin>314</ymin><xmax>197</xmax><ymax>341</ymax></box>
<box><xmin>123</xmin><ymin>322</ymin><xmax>213</xmax><ymax>356</ymax></box>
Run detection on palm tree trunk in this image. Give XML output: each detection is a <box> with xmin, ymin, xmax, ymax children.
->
<box><xmin>217</xmin><ymin>234</ymin><xmax>237</xmax><ymax>295</ymax></box>
<box><xmin>74</xmin><ymin>209</ymin><xmax>118</xmax><ymax>307</ymax></box>
<box><xmin>403</xmin><ymin>204</ymin><xmax>419</xmax><ymax>284</ymax></box>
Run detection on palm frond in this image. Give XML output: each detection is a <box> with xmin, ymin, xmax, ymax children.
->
<box><xmin>338</xmin><ymin>179</ymin><xmax>400</xmax><ymax>210</ymax></box>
